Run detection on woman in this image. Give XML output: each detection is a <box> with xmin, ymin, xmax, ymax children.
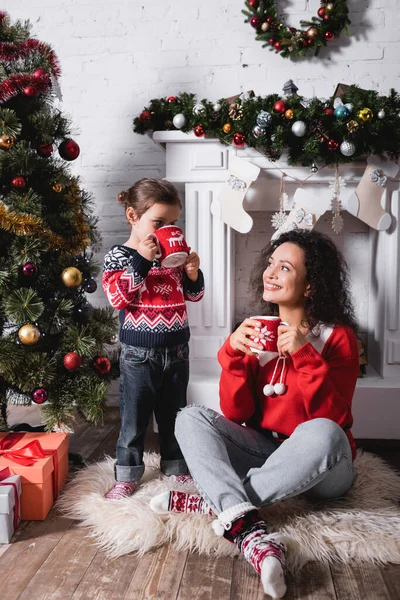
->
<box><xmin>150</xmin><ymin>230</ymin><xmax>359</xmax><ymax>599</ymax></box>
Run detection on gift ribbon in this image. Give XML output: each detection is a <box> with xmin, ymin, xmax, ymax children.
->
<box><xmin>0</xmin><ymin>467</ymin><xmax>19</xmax><ymax>530</ymax></box>
<box><xmin>0</xmin><ymin>432</ymin><xmax>60</xmax><ymax>500</ymax></box>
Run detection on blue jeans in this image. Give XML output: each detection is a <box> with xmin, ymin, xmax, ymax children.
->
<box><xmin>175</xmin><ymin>406</ymin><xmax>355</xmax><ymax>515</ymax></box>
<box><xmin>115</xmin><ymin>343</ymin><xmax>190</xmax><ymax>482</ymax></box>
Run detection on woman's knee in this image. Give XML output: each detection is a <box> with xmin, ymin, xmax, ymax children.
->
<box><xmin>175</xmin><ymin>405</ymin><xmax>218</xmax><ymax>440</ymax></box>
<box><xmin>293</xmin><ymin>418</ymin><xmax>350</xmax><ymax>455</ymax></box>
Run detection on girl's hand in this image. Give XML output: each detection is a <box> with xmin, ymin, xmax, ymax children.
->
<box><xmin>277</xmin><ymin>324</ymin><xmax>308</xmax><ymax>357</ymax></box>
<box><xmin>137</xmin><ymin>237</ymin><xmax>158</xmax><ymax>262</ymax></box>
<box><xmin>229</xmin><ymin>318</ymin><xmax>265</xmax><ymax>355</ymax></box>
<box><xmin>184</xmin><ymin>252</ymin><xmax>200</xmax><ymax>281</ymax></box>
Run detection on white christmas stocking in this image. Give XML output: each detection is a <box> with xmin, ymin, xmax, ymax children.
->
<box><xmin>211</xmin><ymin>155</ymin><xmax>260</xmax><ymax>233</ymax></box>
<box><xmin>346</xmin><ymin>155</ymin><xmax>399</xmax><ymax>231</ymax></box>
<box><xmin>271</xmin><ymin>188</ymin><xmax>331</xmax><ymax>241</ymax></box>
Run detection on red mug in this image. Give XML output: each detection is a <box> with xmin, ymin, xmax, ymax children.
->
<box><xmin>249</xmin><ymin>316</ymin><xmax>282</xmax><ymax>353</ymax></box>
<box><xmin>147</xmin><ymin>225</ymin><xmax>190</xmax><ymax>267</ymax></box>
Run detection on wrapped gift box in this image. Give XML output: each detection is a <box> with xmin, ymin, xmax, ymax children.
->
<box><xmin>0</xmin><ymin>432</ymin><xmax>69</xmax><ymax>520</ymax></box>
<box><xmin>0</xmin><ymin>468</ymin><xmax>21</xmax><ymax>543</ymax></box>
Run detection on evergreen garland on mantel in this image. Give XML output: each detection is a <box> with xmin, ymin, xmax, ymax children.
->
<box><xmin>133</xmin><ymin>85</ymin><xmax>400</xmax><ymax>169</ymax></box>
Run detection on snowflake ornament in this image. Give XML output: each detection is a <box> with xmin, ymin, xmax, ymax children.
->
<box><xmin>329</xmin><ymin>176</ymin><xmax>347</xmax><ymax>196</ymax></box>
<box><xmin>332</xmin><ymin>213</ymin><xmax>344</xmax><ymax>234</ymax></box>
<box><xmin>271</xmin><ymin>211</ymin><xmax>288</xmax><ymax>230</ymax></box>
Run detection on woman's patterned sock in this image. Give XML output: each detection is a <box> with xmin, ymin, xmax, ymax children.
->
<box><xmin>150</xmin><ymin>490</ymin><xmax>213</xmax><ymax>515</ymax></box>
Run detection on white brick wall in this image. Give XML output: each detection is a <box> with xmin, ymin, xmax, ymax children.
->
<box><xmin>5</xmin><ymin>0</ymin><xmax>398</xmax><ymax>340</ymax></box>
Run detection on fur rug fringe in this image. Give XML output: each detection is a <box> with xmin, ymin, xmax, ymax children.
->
<box><xmin>57</xmin><ymin>450</ymin><xmax>400</xmax><ymax>571</ymax></box>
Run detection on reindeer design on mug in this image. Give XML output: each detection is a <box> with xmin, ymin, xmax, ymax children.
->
<box><xmin>167</xmin><ymin>231</ymin><xmax>185</xmax><ymax>247</ymax></box>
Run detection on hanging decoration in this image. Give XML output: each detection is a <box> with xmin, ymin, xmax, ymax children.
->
<box><xmin>271</xmin><ymin>173</ymin><xmax>288</xmax><ymax>230</ymax></box>
<box><xmin>330</xmin><ymin>168</ymin><xmax>346</xmax><ymax>234</ymax></box>
<box><xmin>133</xmin><ymin>85</ymin><xmax>400</xmax><ymax>168</ymax></box>
<box><xmin>242</xmin><ymin>0</ymin><xmax>350</xmax><ymax>59</ymax></box>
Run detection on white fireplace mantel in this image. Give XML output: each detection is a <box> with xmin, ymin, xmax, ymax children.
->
<box><xmin>153</xmin><ymin>131</ymin><xmax>400</xmax><ymax>439</ymax></box>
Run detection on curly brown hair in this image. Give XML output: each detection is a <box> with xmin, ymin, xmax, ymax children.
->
<box><xmin>249</xmin><ymin>229</ymin><xmax>358</xmax><ymax>332</ymax></box>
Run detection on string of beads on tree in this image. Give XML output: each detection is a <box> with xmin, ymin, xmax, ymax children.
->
<box><xmin>133</xmin><ymin>84</ymin><xmax>400</xmax><ymax>169</ymax></box>
<box><xmin>242</xmin><ymin>0</ymin><xmax>350</xmax><ymax>59</ymax></box>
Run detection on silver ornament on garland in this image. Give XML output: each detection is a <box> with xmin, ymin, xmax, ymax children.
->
<box><xmin>291</xmin><ymin>121</ymin><xmax>307</xmax><ymax>137</ymax></box>
<box><xmin>213</xmin><ymin>103</ymin><xmax>221</xmax><ymax>112</ymax></box>
<box><xmin>378</xmin><ymin>109</ymin><xmax>386</xmax><ymax>119</ymax></box>
<box><xmin>310</xmin><ymin>163</ymin><xmax>318</xmax><ymax>173</ymax></box>
<box><xmin>340</xmin><ymin>140</ymin><xmax>356</xmax><ymax>157</ymax></box>
<box><xmin>252</xmin><ymin>125</ymin><xmax>264</xmax><ymax>138</ymax></box>
<box><xmin>256</xmin><ymin>110</ymin><xmax>272</xmax><ymax>129</ymax></box>
<box><xmin>193</xmin><ymin>103</ymin><xmax>205</xmax><ymax>116</ymax></box>
<box><xmin>172</xmin><ymin>113</ymin><xmax>186</xmax><ymax>129</ymax></box>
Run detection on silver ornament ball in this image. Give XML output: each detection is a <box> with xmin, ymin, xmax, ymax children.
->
<box><xmin>291</xmin><ymin>121</ymin><xmax>307</xmax><ymax>137</ymax></box>
<box><xmin>378</xmin><ymin>109</ymin><xmax>386</xmax><ymax>119</ymax></box>
<box><xmin>193</xmin><ymin>103</ymin><xmax>205</xmax><ymax>116</ymax></box>
<box><xmin>340</xmin><ymin>140</ymin><xmax>356</xmax><ymax>157</ymax></box>
<box><xmin>256</xmin><ymin>110</ymin><xmax>272</xmax><ymax>129</ymax></box>
<box><xmin>172</xmin><ymin>113</ymin><xmax>186</xmax><ymax>129</ymax></box>
<box><xmin>310</xmin><ymin>163</ymin><xmax>318</xmax><ymax>173</ymax></box>
<box><xmin>213</xmin><ymin>103</ymin><xmax>222</xmax><ymax>113</ymax></box>
<box><xmin>252</xmin><ymin>125</ymin><xmax>264</xmax><ymax>138</ymax></box>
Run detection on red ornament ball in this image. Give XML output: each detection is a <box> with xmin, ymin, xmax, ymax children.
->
<box><xmin>139</xmin><ymin>110</ymin><xmax>151</xmax><ymax>120</ymax></box>
<box><xmin>269</xmin><ymin>38</ymin><xmax>275</xmax><ymax>45</ymax></box>
<box><xmin>327</xmin><ymin>139</ymin><xmax>339</xmax><ymax>151</ymax></box>
<box><xmin>274</xmin><ymin>41</ymin><xmax>282</xmax><ymax>51</ymax></box>
<box><xmin>23</xmin><ymin>262</ymin><xmax>38</xmax><ymax>277</ymax></box>
<box><xmin>32</xmin><ymin>388</ymin><xmax>48</xmax><ymax>404</ymax></box>
<box><xmin>63</xmin><ymin>351</ymin><xmax>82</xmax><ymax>371</ymax></box>
<box><xmin>24</xmin><ymin>85</ymin><xmax>37</xmax><ymax>97</ymax></box>
<box><xmin>33</xmin><ymin>68</ymin><xmax>49</xmax><ymax>79</ymax></box>
<box><xmin>325</xmin><ymin>107</ymin><xmax>334</xmax><ymax>116</ymax></box>
<box><xmin>325</xmin><ymin>31</ymin><xmax>334</xmax><ymax>40</ymax></box>
<box><xmin>307</xmin><ymin>38</ymin><xmax>314</xmax><ymax>45</ymax></box>
<box><xmin>11</xmin><ymin>176</ymin><xmax>26</xmax><ymax>188</ymax></box>
<box><xmin>274</xmin><ymin>99</ymin><xmax>288</xmax><ymax>113</ymax></box>
<box><xmin>250</xmin><ymin>16</ymin><xmax>261</xmax><ymax>28</ymax></box>
<box><xmin>58</xmin><ymin>139</ymin><xmax>80</xmax><ymax>161</ymax></box>
<box><xmin>94</xmin><ymin>356</ymin><xmax>112</xmax><ymax>375</ymax></box>
<box><xmin>233</xmin><ymin>133</ymin><xmax>246</xmax><ymax>147</ymax></box>
<box><xmin>267</xmin><ymin>17</ymin><xmax>273</xmax><ymax>23</ymax></box>
<box><xmin>317</xmin><ymin>7</ymin><xmax>326</xmax><ymax>18</ymax></box>
<box><xmin>248</xmin><ymin>0</ymin><xmax>258</xmax><ymax>7</ymax></box>
<box><xmin>166</xmin><ymin>96</ymin><xmax>177</xmax><ymax>103</ymax></box>
<box><xmin>194</xmin><ymin>125</ymin><xmax>205</xmax><ymax>138</ymax></box>
<box><xmin>37</xmin><ymin>143</ymin><xmax>53</xmax><ymax>158</ymax></box>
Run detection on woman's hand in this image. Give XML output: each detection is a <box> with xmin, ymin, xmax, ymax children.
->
<box><xmin>277</xmin><ymin>324</ymin><xmax>308</xmax><ymax>357</ymax></box>
<box><xmin>229</xmin><ymin>318</ymin><xmax>265</xmax><ymax>355</ymax></box>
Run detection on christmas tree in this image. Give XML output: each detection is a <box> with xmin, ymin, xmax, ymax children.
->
<box><xmin>0</xmin><ymin>12</ymin><xmax>118</xmax><ymax>432</ymax></box>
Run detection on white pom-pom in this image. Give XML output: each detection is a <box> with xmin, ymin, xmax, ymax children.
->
<box><xmin>263</xmin><ymin>384</ymin><xmax>275</xmax><ymax>396</ymax></box>
<box><xmin>274</xmin><ymin>383</ymin><xmax>286</xmax><ymax>395</ymax></box>
<box><xmin>212</xmin><ymin>519</ymin><xmax>226</xmax><ymax>536</ymax></box>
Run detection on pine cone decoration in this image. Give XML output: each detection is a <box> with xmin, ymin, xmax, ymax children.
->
<box><xmin>310</xmin><ymin>119</ymin><xmax>327</xmax><ymax>143</ymax></box>
<box><xmin>228</xmin><ymin>103</ymin><xmax>243</xmax><ymax>120</ymax></box>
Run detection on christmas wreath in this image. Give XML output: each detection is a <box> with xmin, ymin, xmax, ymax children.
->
<box><xmin>242</xmin><ymin>0</ymin><xmax>350</xmax><ymax>59</ymax></box>
<box><xmin>133</xmin><ymin>84</ymin><xmax>400</xmax><ymax>169</ymax></box>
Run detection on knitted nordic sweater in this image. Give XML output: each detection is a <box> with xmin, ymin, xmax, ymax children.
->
<box><xmin>102</xmin><ymin>245</ymin><xmax>204</xmax><ymax>348</ymax></box>
<box><xmin>218</xmin><ymin>324</ymin><xmax>359</xmax><ymax>460</ymax></box>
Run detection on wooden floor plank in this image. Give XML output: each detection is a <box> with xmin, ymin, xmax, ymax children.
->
<box><xmin>229</xmin><ymin>554</ymin><xmax>265</xmax><ymax>600</ymax></box>
<box><xmin>124</xmin><ymin>545</ymin><xmax>189</xmax><ymax>599</ymax></box>
<box><xmin>71</xmin><ymin>550</ymin><xmax>140</xmax><ymax>600</ymax></box>
<box><xmin>379</xmin><ymin>563</ymin><xmax>400</xmax><ymax>599</ymax></box>
<box><xmin>330</xmin><ymin>562</ymin><xmax>391</xmax><ymax>600</ymax></box>
<box><xmin>177</xmin><ymin>552</ymin><xmax>234</xmax><ymax>600</ymax></box>
<box><xmin>16</xmin><ymin>524</ymin><xmax>99</xmax><ymax>600</ymax></box>
<box><xmin>287</xmin><ymin>562</ymin><xmax>337</xmax><ymax>600</ymax></box>
<box><xmin>0</xmin><ymin>509</ymin><xmax>74</xmax><ymax>600</ymax></box>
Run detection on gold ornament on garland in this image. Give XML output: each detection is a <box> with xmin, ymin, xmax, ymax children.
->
<box><xmin>0</xmin><ymin>134</ymin><xmax>15</xmax><ymax>150</ymax></box>
<box><xmin>52</xmin><ymin>183</ymin><xmax>63</xmax><ymax>193</ymax></box>
<box><xmin>18</xmin><ymin>323</ymin><xmax>40</xmax><ymax>345</ymax></box>
<box><xmin>306</xmin><ymin>27</ymin><xmax>318</xmax><ymax>38</ymax></box>
<box><xmin>222</xmin><ymin>123</ymin><xmax>232</xmax><ymax>133</ymax></box>
<box><xmin>61</xmin><ymin>266</ymin><xmax>83</xmax><ymax>287</ymax></box>
<box><xmin>358</xmin><ymin>108</ymin><xmax>373</xmax><ymax>121</ymax></box>
<box><xmin>285</xmin><ymin>109</ymin><xmax>294</xmax><ymax>120</ymax></box>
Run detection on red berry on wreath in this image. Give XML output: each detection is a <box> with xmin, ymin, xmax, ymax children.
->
<box><xmin>325</xmin><ymin>31</ymin><xmax>334</xmax><ymax>40</ymax></box>
<box><xmin>63</xmin><ymin>351</ymin><xmax>82</xmax><ymax>371</ymax></box>
<box><xmin>194</xmin><ymin>125</ymin><xmax>205</xmax><ymax>137</ymax></box>
<box><xmin>166</xmin><ymin>96</ymin><xmax>176</xmax><ymax>103</ymax></box>
<box><xmin>232</xmin><ymin>133</ymin><xmax>246</xmax><ymax>147</ymax></box>
<box><xmin>250</xmin><ymin>16</ymin><xmax>260</xmax><ymax>28</ymax></box>
<box><xmin>32</xmin><ymin>388</ymin><xmax>48</xmax><ymax>404</ymax></box>
<box><xmin>325</xmin><ymin>107</ymin><xmax>334</xmax><ymax>116</ymax></box>
<box><xmin>323</xmin><ymin>14</ymin><xmax>330</xmax><ymax>21</ymax></box>
<box><xmin>11</xmin><ymin>176</ymin><xmax>26</xmax><ymax>188</ymax></box>
<box><xmin>37</xmin><ymin>143</ymin><xmax>53</xmax><ymax>158</ymax></box>
<box><xmin>269</xmin><ymin>38</ymin><xmax>275</xmax><ymax>45</ymax></box>
<box><xmin>24</xmin><ymin>85</ymin><xmax>37</xmax><ymax>97</ymax></box>
<box><xmin>59</xmin><ymin>139</ymin><xmax>80</xmax><ymax>161</ymax></box>
<box><xmin>33</xmin><ymin>68</ymin><xmax>49</xmax><ymax>80</ymax></box>
<box><xmin>317</xmin><ymin>7</ymin><xmax>326</xmax><ymax>18</ymax></box>
<box><xmin>274</xmin><ymin>99</ymin><xmax>287</xmax><ymax>113</ymax></box>
<box><xmin>289</xmin><ymin>27</ymin><xmax>296</xmax><ymax>33</ymax></box>
<box><xmin>267</xmin><ymin>17</ymin><xmax>273</xmax><ymax>23</ymax></box>
<box><xmin>140</xmin><ymin>110</ymin><xmax>151</xmax><ymax>120</ymax></box>
<box><xmin>327</xmin><ymin>139</ymin><xmax>339</xmax><ymax>151</ymax></box>
<box><xmin>274</xmin><ymin>41</ymin><xmax>282</xmax><ymax>51</ymax></box>
<box><xmin>94</xmin><ymin>356</ymin><xmax>112</xmax><ymax>375</ymax></box>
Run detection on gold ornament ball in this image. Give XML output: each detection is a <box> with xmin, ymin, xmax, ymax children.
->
<box><xmin>52</xmin><ymin>183</ymin><xmax>63</xmax><ymax>193</ymax></box>
<box><xmin>358</xmin><ymin>108</ymin><xmax>373</xmax><ymax>122</ymax></box>
<box><xmin>285</xmin><ymin>109</ymin><xmax>294</xmax><ymax>120</ymax></box>
<box><xmin>326</xmin><ymin>2</ymin><xmax>334</xmax><ymax>11</ymax></box>
<box><xmin>261</xmin><ymin>22</ymin><xmax>270</xmax><ymax>32</ymax></box>
<box><xmin>61</xmin><ymin>266</ymin><xmax>83</xmax><ymax>287</ymax></box>
<box><xmin>0</xmin><ymin>134</ymin><xmax>15</xmax><ymax>150</ymax></box>
<box><xmin>18</xmin><ymin>324</ymin><xmax>40</xmax><ymax>345</ymax></box>
<box><xmin>222</xmin><ymin>123</ymin><xmax>232</xmax><ymax>134</ymax></box>
<box><xmin>306</xmin><ymin>27</ymin><xmax>318</xmax><ymax>38</ymax></box>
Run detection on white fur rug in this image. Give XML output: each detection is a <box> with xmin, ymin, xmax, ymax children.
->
<box><xmin>57</xmin><ymin>450</ymin><xmax>400</xmax><ymax>572</ymax></box>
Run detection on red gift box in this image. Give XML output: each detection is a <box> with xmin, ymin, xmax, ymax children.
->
<box><xmin>0</xmin><ymin>432</ymin><xmax>69</xmax><ymax>520</ymax></box>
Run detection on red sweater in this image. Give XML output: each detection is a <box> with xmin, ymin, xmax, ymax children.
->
<box><xmin>218</xmin><ymin>324</ymin><xmax>359</xmax><ymax>460</ymax></box>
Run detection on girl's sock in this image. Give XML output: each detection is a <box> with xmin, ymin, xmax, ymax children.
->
<box><xmin>105</xmin><ymin>481</ymin><xmax>138</xmax><ymax>500</ymax></box>
<box><xmin>150</xmin><ymin>490</ymin><xmax>213</xmax><ymax>515</ymax></box>
<box><xmin>221</xmin><ymin>508</ymin><xmax>287</xmax><ymax>600</ymax></box>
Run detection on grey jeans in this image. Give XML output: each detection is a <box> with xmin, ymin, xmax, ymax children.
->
<box><xmin>175</xmin><ymin>406</ymin><xmax>355</xmax><ymax>515</ymax></box>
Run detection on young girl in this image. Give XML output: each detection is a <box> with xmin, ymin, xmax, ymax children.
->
<box><xmin>102</xmin><ymin>178</ymin><xmax>204</xmax><ymax>500</ymax></box>
<box><xmin>150</xmin><ymin>230</ymin><xmax>359</xmax><ymax>599</ymax></box>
